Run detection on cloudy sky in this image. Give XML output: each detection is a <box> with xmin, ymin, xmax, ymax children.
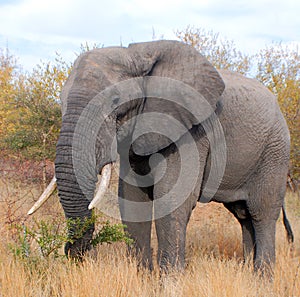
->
<box><xmin>0</xmin><ymin>0</ymin><xmax>299</xmax><ymax>71</ymax></box>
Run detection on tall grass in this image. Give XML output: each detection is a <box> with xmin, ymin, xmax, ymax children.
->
<box><xmin>0</xmin><ymin>178</ymin><xmax>299</xmax><ymax>297</ymax></box>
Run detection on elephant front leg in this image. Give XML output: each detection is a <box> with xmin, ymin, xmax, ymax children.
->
<box><xmin>153</xmin><ymin>183</ymin><xmax>196</xmax><ymax>272</ymax></box>
<box><xmin>118</xmin><ymin>179</ymin><xmax>153</xmax><ymax>270</ymax></box>
<box><xmin>154</xmin><ymin>208</ymin><xmax>190</xmax><ymax>272</ymax></box>
<box><xmin>152</xmin><ymin>143</ymin><xmax>203</xmax><ymax>272</ymax></box>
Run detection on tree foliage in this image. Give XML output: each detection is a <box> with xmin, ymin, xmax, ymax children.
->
<box><xmin>177</xmin><ymin>26</ymin><xmax>299</xmax><ymax>180</ymax></box>
<box><xmin>176</xmin><ymin>26</ymin><xmax>252</xmax><ymax>75</ymax></box>
<box><xmin>0</xmin><ymin>48</ymin><xmax>19</xmax><ymax>140</ymax></box>
<box><xmin>0</xmin><ymin>30</ymin><xmax>299</xmax><ymax>181</ymax></box>
<box><xmin>0</xmin><ymin>52</ymin><xmax>71</xmax><ymax>160</ymax></box>
<box><xmin>255</xmin><ymin>43</ymin><xmax>300</xmax><ymax>179</ymax></box>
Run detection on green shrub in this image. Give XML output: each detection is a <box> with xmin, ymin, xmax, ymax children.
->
<box><xmin>9</xmin><ymin>215</ymin><xmax>132</xmax><ymax>261</ymax></box>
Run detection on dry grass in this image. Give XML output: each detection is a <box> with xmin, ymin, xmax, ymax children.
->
<box><xmin>0</xmin><ymin>177</ymin><xmax>299</xmax><ymax>297</ymax></box>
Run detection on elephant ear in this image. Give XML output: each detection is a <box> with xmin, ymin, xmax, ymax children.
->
<box><xmin>126</xmin><ymin>40</ymin><xmax>225</xmax><ymax>156</ymax></box>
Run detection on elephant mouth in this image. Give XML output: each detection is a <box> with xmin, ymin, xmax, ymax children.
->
<box><xmin>27</xmin><ymin>163</ymin><xmax>113</xmax><ymax>215</ymax></box>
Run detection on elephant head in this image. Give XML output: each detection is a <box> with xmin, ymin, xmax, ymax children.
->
<box><xmin>29</xmin><ymin>40</ymin><xmax>225</xmax><ymax>258</ymax></box>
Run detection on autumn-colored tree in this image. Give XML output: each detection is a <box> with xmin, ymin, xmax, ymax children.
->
<box><xmin>255</xmin><ymin>43</ymin><xmax>300</xmax><ymax>179</ymax></box>
<box><xmin>1</xmin><ymin>34</ymin><xmax>299</xmax><ymax>182</ymax></box>
<box><xmin>78</xmin><ymin>41</ymin><xmax>103</xmax><ymax>54</ymax></box>
<box><xmin>0</xmin><ymin>48</ymin><xmax>20</xmax><ymax>140</ymax></box>
<box><xmin>176</xmin><ymin>26</ymin><xmax>252</xmax><ymax>75</ymax></box>
<box><xmin>177</xmin><ymin>26</ymin><xmax>299</xmax><ymax>181</ymax></box>
<box><xmin>0</xmin><ymin>51</ymin><xmax>71</xmax><ymax>184</ymax></box>
<box><xmin>3</xmin><ymin>55</ymin><xmax>70</xmax><ymax>160</ymax></box>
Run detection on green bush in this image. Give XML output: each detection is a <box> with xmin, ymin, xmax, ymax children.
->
<box><xmin>9</xmin><ymin>215</ymin><xmax>132</xmax><ymax>261</ymax></box>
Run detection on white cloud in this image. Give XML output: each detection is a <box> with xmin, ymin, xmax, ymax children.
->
<box><xmin>0</xmin><ymin>0</ymin><xmax>299</xmax><ymax>70</ymax></box>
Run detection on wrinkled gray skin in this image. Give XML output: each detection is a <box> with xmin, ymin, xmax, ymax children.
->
<box><xmin>55</xmin><ymin>40</ymin><xmax>292</xmax><ymax>274</ymax></box>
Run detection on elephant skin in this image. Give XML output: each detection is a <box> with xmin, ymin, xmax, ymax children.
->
<box><xmin>54</xmin><ymin>40</ymin><xmax>292</xmax><ymax>274</ymax></box>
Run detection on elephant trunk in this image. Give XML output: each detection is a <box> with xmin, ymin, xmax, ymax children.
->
<box><xmin>55</xmin><ymin>87</ymin><xmax>117</xmax><ymax>258</ymax></box>
<box><xmin>55</xmin><ymin>102</ymin><xmax>98</xmax><ymax>258</ymax></box>
<box><xmin>55</xmin><ymin>153</ymin><xmax>95</xmax><ymax>258</ymax></box>
<box><xmin>54</xmin><ymin>76</ymin><xmax>119</xmax><ymax>257</ymax></box>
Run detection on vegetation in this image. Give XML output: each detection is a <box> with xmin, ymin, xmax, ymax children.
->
<box><xmin>0</xmin><ymin>28</ymin><xmax>299</xmax><ymax>295</ymax></box>
<box><xmin>9</xmin><ymin>216</ymin><xmax>132</xmax><ymax>261</ymax></box>
<box><xmin>176</xmin><ymin>26</ymin><xmax>299</xmax><ymax>180</ymax></box>
<box><xmin>176</xmin><ymin>26</ymin><xmax>252</xmax><ymax>75</ymax></box>
<box><xmin>255</xmin><ymin>43</ymin><xmax>300</xmax><ymax>180</ymax></box>
<box><xmin>1</xmin><ymin>27</ymin><xmax>298</xmax><ymax>180</ymax></box>
<box><xmin>0</xmin><ymin>50</ymin><xmax>70</xmax><ymax>160</ymax></box>
<box><xmin>0</xmin><ymin>179</ymin><xmax>299</xmax><ymax>296</ymax></box>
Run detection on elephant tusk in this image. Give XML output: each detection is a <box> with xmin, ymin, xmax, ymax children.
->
<box><xmin>88</xmin><ymin>164</ymin><xmax>112</xmax><ymax>210</ymax></box>
<box><xmin>27</xmin><ymin>176</ymin><xmax>57</xmax><ymax>215</ymax></box>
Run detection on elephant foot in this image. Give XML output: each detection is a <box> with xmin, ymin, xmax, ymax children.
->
<box><xmin>254</xmin><ymin>259</ymin><xmax>274</xmax><ymax>281</ymax></box>
<box><xmin>65</xmin><ymin>223</ymin><xmax>95</xmax><ymax>261</ymax></box>
<box><xmin>65</xmin><ymin>239</ymin><xmax>92</xmax><ymax>261</ymax></box>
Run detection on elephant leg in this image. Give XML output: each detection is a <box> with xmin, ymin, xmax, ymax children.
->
<box><xmin>246</xmin><ymin>179</ymin><xmax>284</xmax><ymax>277</ymax></box>
<box><xmin>151</xmin><ymin>135</ymin><xmax>207</xmax><ymax>272</ymax></box>
<box><xmin>240</xmin><ymin>218</ymin><xmax>255</xmax><ymax>261</ymax></box>
<box><xmin>251</xmin><ymin>218</ymin><xmax>277</xmax><ymax>275</ymax></box>
<box><xmin>152</xmin><ymin>149</ymin><xmax>200</xmax><ymax>272</ymax></box>
<box><xmin>224</xmin><ymin>201</ymin><xmax>255</xmax><ymax>261</ymax></box>
<box><xmin>118</xmin><ymin>178</ymin><xmax>153</xmax><ymax>270</ymax></box>
<box><xmin>249</xmin><ymin>122</ymin><xmax>289</xmax><ymax>277</ymax></box>
<box><xmin>154</xmin><ymin>204</ymin><xmax>192</xmax><ymax>271</ymax></box>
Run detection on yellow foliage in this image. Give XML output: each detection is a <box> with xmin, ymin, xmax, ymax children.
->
<box><xmin>177</xmin><ymin>27</ymin><xmax>299</xmax><ymax>180</ymax></box>
<box><xmin>0</xmin><ymin>36</ymin><xmax>299</xmax><ymax>179</ymax></box>
<box><xmin>0</xmin><ymin>50</ymin><xmax>71</xmax><ymax>160</ymax></box>
<box><xmin>176</xmin><ymin>26</ymin><xmax>252</xmax><ymax>75</ymax></box>
<box><xmin>0</xmin><ymin>48</ymin><xmax>19</xmax><ymax>137</ymax></box>
<box><xmin>256</xmin><ymin>43</ymin><xmax>300</xmax><ymax>179</ymax></box>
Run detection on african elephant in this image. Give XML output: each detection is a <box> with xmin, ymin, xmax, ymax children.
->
<box><xmin>28</xmin><ymin>40</ymin><xmax>293</xmax><ymax>274</ymax></box>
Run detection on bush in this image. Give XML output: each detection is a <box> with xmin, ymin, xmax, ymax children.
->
<box><xmin>9</xmin><ymin>215</ymin><xmax>132</xmax><ymax>261</ymax></box>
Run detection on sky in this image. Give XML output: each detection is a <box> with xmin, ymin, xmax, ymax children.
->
<box><xmin>0</xmin><ymin>0</ymin><xmax>299</xmax><ymax>71</ymax></box>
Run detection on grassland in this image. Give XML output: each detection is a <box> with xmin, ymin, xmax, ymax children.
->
<box><xmin>0</xmin><ymin>176</ymin><xmax>299</xmax><ymax>297</ymax></box>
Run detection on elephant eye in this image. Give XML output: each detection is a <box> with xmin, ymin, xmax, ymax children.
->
<box><xmin>112</xmin><ymin>97</ymin><xmax>120</xmax><ymax>105</ymax></box>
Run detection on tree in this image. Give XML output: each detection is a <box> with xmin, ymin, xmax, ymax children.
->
<box><xmin>3</xmin><ymin>55</ymin><xmax>70</xmax><ymax>159</ymax></box>
<box><xmin>0</xmin><ymin>52</ymin><xmax>71</xmax><ymax>185</ymax></box>
<box><xmin>0</xmin><ymin>48</ymin><xmax>20</xmax><ymax>141</ymax></box>
<box><xmin>176</xmin><ymin>26</ymin><xmax>252</xmax><ymax>75</ymax></box>
<box><xmin>177</xmin><ymin>27</ymin><xmax>299</xmax><ymax>181</ymax></box>
<box><xmin>1</xmin><ymin>35</ymin><xmax>299</xmax><ymax>182</ymax></box>
<box><xmin>255</xmin><ymin>43</ymin><xmax>300</xmax><ymax>179</ymax></box>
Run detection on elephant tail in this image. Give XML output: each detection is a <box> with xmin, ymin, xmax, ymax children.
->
<box><xmin>282</xmin><ymin>205</ymin><xmax>294</xmax><ymax>243</ymax></box>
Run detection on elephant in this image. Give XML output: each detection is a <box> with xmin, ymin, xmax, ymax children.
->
<box><xmin>28</xmin><ymin>40</ymin><xmax>293</xmax><ymax>275</ymax></box>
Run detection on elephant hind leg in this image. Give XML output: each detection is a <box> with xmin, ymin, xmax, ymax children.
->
<box><xmin>246</xmin><ymin>182</ymin><xmax>284</xmax><ymax>277</ymax></box>
<box><xmin>224</xmin><ymin>201</ymin><xmax>255</xmax><ymax>261</ymax></box>
<box><xmin>251</xmin><ymin>218</ymin><xmax>277</xmax><ymax>276</ymax></box>
<box><xmin>240</xmin><ymin>218</ymin><xmax>255</xmax><ymax>261</ymax></box>
<box><xmin>225</xmin><ymin>197</ymin><xmax>278</xmax><ymax>277</ymax></box>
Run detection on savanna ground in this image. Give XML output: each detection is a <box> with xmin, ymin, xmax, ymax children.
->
<box><xmin>0</xmin><ymin>161</ymin><xmax>299</xmax><ymax>297</ymax></box>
